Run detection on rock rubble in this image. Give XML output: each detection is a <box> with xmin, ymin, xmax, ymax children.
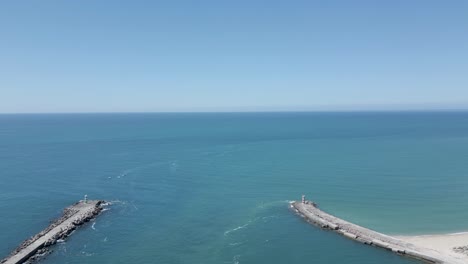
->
<box><xmin>1</xmin><ymin>200</ymin><xmax>105</xmax><ymax>264</ymax></box>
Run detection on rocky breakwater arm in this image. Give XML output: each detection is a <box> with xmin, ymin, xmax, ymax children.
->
<box><xmin>291</xmin><ymin>197</ymin><xmax>466</xmax><ymax>264</ymax></box>
<box><xmin>1</xmin><ymin>200</ymin><xmax>105</xmax><ymax>264</ymax></box>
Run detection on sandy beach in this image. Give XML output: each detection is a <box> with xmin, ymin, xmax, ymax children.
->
<box><xmin>397</xmin><ymin>232</ymin><xmax>468</xmax><ymax>263</ymax></box>
<box><xmin>292</xmin><ymin>200</ymin><xmax>468</xmax><ymax>263</ymax></box>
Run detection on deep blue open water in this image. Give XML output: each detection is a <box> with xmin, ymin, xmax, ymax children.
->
<box><xmin>2</xmin><ymin>112</ymin><xmax>468</xmax><ymax>264</ymax></box>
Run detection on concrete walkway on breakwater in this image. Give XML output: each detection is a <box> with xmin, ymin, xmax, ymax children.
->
<box><xmin>291</xmin><ymin>199</ymin><xmax>466</xmax><ymax>264</ymax></box>
<box><xmin>2</xmin><ymin>200</ymin><xmax>104</xmax><ymax>264</ymax></box>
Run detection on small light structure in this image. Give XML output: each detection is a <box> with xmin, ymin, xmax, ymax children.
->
<box><xmin>301</xmin><ymin>194</ymin><xmax>305</xmax><ymax>204</ymax></box>
<box><xmin>84</xmin><ymin>194</ymin><xmax>88</xmax><ymax>204</ymax></box>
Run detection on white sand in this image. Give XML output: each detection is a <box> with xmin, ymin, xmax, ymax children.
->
<box><xmin>397</xmin><ymin>232</ymin><xmax>468</xmax><ymax>263</ymax></box>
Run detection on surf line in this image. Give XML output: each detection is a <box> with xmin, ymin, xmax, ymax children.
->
<box><xmin>291</xmin><ymin>195</ymin><xmax>464</xmax><ymax>264</ymax></box>
<box><xmin>1</xmin><ymin>197</ymin><xmax>106</xmax><ymax>264</ymax></box>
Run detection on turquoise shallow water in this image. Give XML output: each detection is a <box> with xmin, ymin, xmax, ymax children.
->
<box><xmin>2</xmin><ymin>112</ymin><xmax>468</xmax><ymax>264</ymax></box>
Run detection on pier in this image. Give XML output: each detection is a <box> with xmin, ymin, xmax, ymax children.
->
<box><xmin>291</xmin><ymin>196</ymin><xmax>465</xmax><ymax>264</ymax></box>
<box><xmin>1</xmin><ymin>199</ymin><xmax>105</xmax><ymax>264</ymax></box>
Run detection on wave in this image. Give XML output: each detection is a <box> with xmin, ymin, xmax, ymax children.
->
<box><xmin>107</xmin><ymin>200</ymin><xmax>118</xmax><ymax>205</ymax></box>
<box><xmin>256</xmin><ymin>200</ymin><xmax>291</xmax><ymax>210</ymax></box>
<box><xmin>228</xmin><ymin>241</ymin><xmax>245</xmax><ymax>246</ymax></box>
<box><xmin>449</xmin><ymin>231</ymin><xmax>468</xmax><ymax>236</ymax></box>
<box><xmin>233</xmin><ymin>255</ymin><xmax>241</xmax><ymax>264</ymax></box>
<box><xmin>117</xmin><ymin>161</ymin><xmax>169</xmax><ymax>179</ymax></box>
<box><xmin>91</xmin><ymin>222</ymin><xmax>96</xmax><ymax>230</ymax></box>
<box><xmin>104</xmin><ymin>199</ymin><xmax>141</xmax><ymax>215</ymax></box>
<box><xmin>224</xmin><ymin>201</ymin><xmax>288</xmax><ymax>237</ymax></box>
<box><xmin>81</xmin><ymin>251</ymin><xmax>95</xmax><ymax>257</ymax></box>
<box><xmin>261</xmin><ymin>215</ymin><xmax>279</xmax><ymax>222</ymax></box>
<box><xmin>130</xmin><ymin>202</ymin><xmax>139</xmax><ymax>210</ymax></box>
<box><xmin>107</xmin><ymin>199</ymin><xmax>127</xmax><ymax>205</ymax></box>
<box><xmin>109</xmin><ymin>200</ymin><xmax>138</xmax><ymax>210</ymax></box>
<box><xmin>224</xmin><ymin>222</ymin><xmax>250</xmax><ymax>236</ymax></box>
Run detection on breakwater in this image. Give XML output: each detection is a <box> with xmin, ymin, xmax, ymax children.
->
<box><xmin>291</xmin><ymin>197</ymin><xmax>465</xmax><ymax>264</ymax></box>
<box><xmin>1</xmin><ymin>200</ymin><xmax>105</xmax><ymax>264</ymax></box>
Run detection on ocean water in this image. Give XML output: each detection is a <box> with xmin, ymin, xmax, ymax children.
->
<box><xmin>2</xmin><ymin>112</ymin><xmax>468</xmax><ymax>264</ymax></box>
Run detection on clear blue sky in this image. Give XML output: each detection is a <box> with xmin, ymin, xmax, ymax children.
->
<box><xmin>1</xmin><ymin>1</ymin><xmax>467</xmax><ymax>113</ymax></box>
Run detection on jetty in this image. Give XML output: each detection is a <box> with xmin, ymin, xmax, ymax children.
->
<box><xmin>1</xmin><ymin>199</ymin><xmax>105</xmax><ymax>264</ymax></box>
<box><xmin>291</xmin><ymin>196</ymin><xmax>465</xmax><ymax>264</ymax></box>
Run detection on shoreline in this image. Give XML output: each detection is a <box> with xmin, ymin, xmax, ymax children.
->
<box><xmin>395</xmin><ymin>233</ymin><xmax>468</xmax><ymax>262</ymax></box>
<box><xmin>393</xmin><ymin>231</ymin><xmax>468</xmax><ymax>238</ymax></box>
<box><xmin>291</xmin><ymin>199</ymin><xmax>467</xmax><ymax>264</ymax></box>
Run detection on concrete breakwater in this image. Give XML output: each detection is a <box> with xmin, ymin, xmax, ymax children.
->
<box><xmin>1</xmin><ymin>200</ymin><xmax>105</xmax><ymax>264</ymax></box>
<box><xmin>291</xmin><ymin>197</ymin><xmax>465</xmax><ymax>264</ymax></box>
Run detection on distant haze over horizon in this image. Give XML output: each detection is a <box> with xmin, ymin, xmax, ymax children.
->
<box><xmin>1</xmin><ymin>1</ymin><xmax>467</xmax><ymax>113</ymax></box>
<box><xmin>3</xmin><ymin>103</ymin><xmax>468</xmax><ymax>115</ymax></box>
<box><xmin>2</xmin><ymin>103</ymin><xmax>468</xmax><ymax>115</ymax></box>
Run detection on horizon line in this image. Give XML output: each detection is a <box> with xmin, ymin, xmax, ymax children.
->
<box><xmin>2</xmin><ymin>108</ymin><xmax>468</xmax><ymax>115</ymax></box>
